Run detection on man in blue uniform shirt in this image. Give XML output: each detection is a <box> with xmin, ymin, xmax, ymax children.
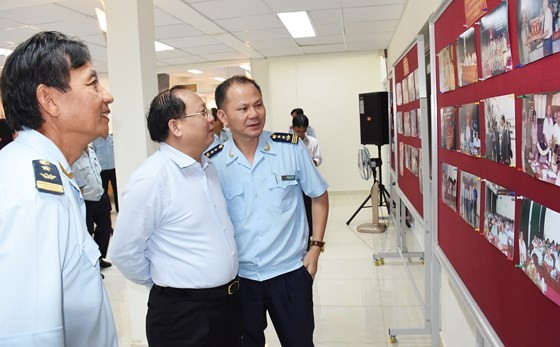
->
<box><xmin>110</xmin><ymin>86</ymin><xmax>241</xmax><ymax>346</ymax></box>
<box><xmin>0</xmin><ymin>32</ymin><xmax>117</xmax><ymax>346</ymax></box>
<box><xmin>92</xmin><ymin>133</ymin><xmax>119</xmax><ymax>212</ymax></box>
<box><xmin>208</xmin><ymin>75</ymin><xmax>329</xmax><ymax>347</ymax></box>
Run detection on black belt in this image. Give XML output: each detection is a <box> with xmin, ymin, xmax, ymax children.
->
<box><xmin>153</xmin><ymin>277</ymin><xmax>240</xmax><ymax>299</ymax></box>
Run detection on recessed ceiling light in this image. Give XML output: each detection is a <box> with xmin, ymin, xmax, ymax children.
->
<box><xmin>277</xmin><ymin>11</ymin><xmax>316</xmax><ymax>39</ymax></box>
<box><xmin>214</xmin><ymin>77</ymin><xmax>226</xmax><ymax>82</ymax></box>
<box><xmin>155</xmin><ymin>41</ymin><xmax>174</xmax><ymax>52</ymax></box>
<box><xmin>239</xmin><ymin>63</ymin><xmax>251</xmax><ymax>71</ymax></box>
<box><xmin>188</xmin><ymin>69</ymin><xmax>203</xmax><ymax>74</ymax></box>
<box><xmin>0</xmin><ymin>48</ymin><xmax>13</xmax><ymax>57</ymax></box>
<box><xmin>95</xmin><ymin>8</ymin><xmax>107</xmax><ymax>33</ymax></box>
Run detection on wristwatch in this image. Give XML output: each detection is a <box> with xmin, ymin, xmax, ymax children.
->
<box><xmin>309</xmin><ymin>240</ymin><xmax>325</xmax><ymax>253</ymax></box>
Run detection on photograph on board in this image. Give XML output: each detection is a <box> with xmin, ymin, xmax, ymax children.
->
<box><xmin>460</xmin><ymin>170</ymin><xmax>481</xmax><ymax>229</ymax></box>
<box><xmin>522</xmin><ymin>91</ymin><xmax>560</xmax><ymax>185</ymax></box>
<box><xmin>441</xmin><ymin>106</ymin><xmax>457</xmax><ymax>150</ymax></box>
<box><xmin>484</xmin><ymin>94</ymin><xmax>516</xmax><ymax>165</ymax></box>
<box><xmin>459</xmin><ymin>102</ymin><xmax>481</xmax><ymax>156</ymax></box>
<box><xmin>483</xmin><ymin>181</ymin><xmax>515</xmax><ymax>260</ymax></box>
<box><xmin>456</xmin><ymin>27</ymin><xmax>478</xmax><ymax>87</ymax></box>
<box><xmin>410</xmin><ymin>109</ymin><xmax>418</xmax><ymax>138</ymax></box>
<box><xmin>517</xmin><ymin>0</ymin><xmax>560</xmax><ymax>66</ymax></box>
<box><xmin>480</xmin><ymin>1</ymin><xmax>513</xmax><ymax>79</ymax></box>
<box><xmin>519</xmin><ymin>198</ymin><xmax>560</xmax><ymax>306</ymax></box>
<box><xmin>441</xmin><ymin>162</ymin><xmax>459</xmax><ymax>211</ymax></box>
<box><xmin>438</xmin><ymin>44</ymin><xmax>456</xmax><ymax>93</ymax></box>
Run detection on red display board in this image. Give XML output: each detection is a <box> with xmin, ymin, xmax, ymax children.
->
<box><xmin>394</xmin><ymin>44</ymin><xmax>423</xmax><ymax>217</ymax></box>
<box><xmin>434</xmin><ymin>0</ymin><xmax>560</xmax><ymax>345</ymax></box>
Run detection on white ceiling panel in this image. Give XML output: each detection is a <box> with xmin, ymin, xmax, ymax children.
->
<box><xmin>187</xmin><ymin>44</ymin><xmax>235</xmax><ymax>55</ymax></box>
<box><xmin>39</xmin><ymin>17</ymin><xmax>101</xmax><ymax>37</ymax></box>
<box><xmin>162</xmin><ymin>35</ymin><xmax>221</xmax><ymax>49</ymax></box>
<box><xmin>190</xmin><ymin>0</ymin><xmax>271</xmax><ymax>20</ymax></box>
<box><xmin>216</xmin><ymin>14</ymin><xmax>282</xmax><ymax>32</ymax></box>
<box><xmin>1</xmin><ymin>4</ymin><xmax>81</xmax><ymax>25</ymax></box>
<box><xmin>341</xmin><ymin>0</ymin><xmax>407</xmax><ymax>6</ymax></box>
<box><xmin>154</xmin><ymin>8</ymin><xmax>183</xmax><ymax>26</ymax></box>
<box><xmin>155</xmin><ymin>24</ymin><xmax>204</xmax><ymax>39</ymax></box>
<box><xmin>199</xmin><ymin>51</ymin><xmax>248</xmax><ymax>61</ymax></box>
<box><xmin>57</xmin><ymin>0</ymin><xmax>99</xmax><ymax>16</ymax></box>
<box><xmin>301</xmin><ymin>44</ymin><xmax>347</xmax><ymax>54</ymax></box>
<box><xmin>257</xmin><ymin>46</ymin><xmax>302</xmax><ymax>57</ymax></box>
<box><xmin>344</xmin><ymin>20</ymin><xmax>399</xmax><ymax>34</ymax></box>
<box><xmin>309</xmin><ymin>9</ymin><xmax>343</xmax><ymax>25</ymax></box>
<box><xmin>264</xmin><ymin>0</ymin><xmax>341</xmax><ymax>13</ymax></box>
<box><xmin>232</xmin><ymin>28</ymin><xmax>290</xmax><ymax>42</ymax></box>
<box><xmin>296</xmin><ymin>35</ymin><xmax>345</xmax><ymax>46</ymax></box>
<box><xmin>313</xmin><ymin>23</ymin><xmax>343</xmax><ymax>37</ymax></box>
<box><xmin>343</xmin><ymin>5</ymin><xmax>405</xmax><ymax>22</ymax></box>
<box><xmin>249</xmin><ymin>38</ymin><xmax>298</xmax><ymax>50</ymax></box>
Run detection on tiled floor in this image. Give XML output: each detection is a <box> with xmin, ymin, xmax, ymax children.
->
<box><xmin>103</xmin><ymin>191</ymin><xmax>433</xmax><ymax>347</ymax></box>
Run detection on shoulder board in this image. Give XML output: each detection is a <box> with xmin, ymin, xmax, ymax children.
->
<box><xmin>204</xmin><ymin>144</ymin><xmax>224</xmax><ymax>158</ymax></box>
<box><xmin>32</xmin><ymin>160</ymin><xmax>64</xmax><ymax>195</ymax></box>
<box><xmin>270</xmin><ymin>132</ymin><xmax>299</xmax><ymax>144</ymax></box>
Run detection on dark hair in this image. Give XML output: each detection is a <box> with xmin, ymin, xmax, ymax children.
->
<box><xmin>0</xmin><ymin>31</ymin><xmax>92</xmax><ymax>131</ymax></box>
<box><xmin>291</xmin><ymin>108</ymin><xmax>304</xmax><ymax>116</ymax></box>
<box><xmin>215</xmin><ymin>75</ymin><xmax>262</xmax><ymax>110</ymax></box>
<box><xmin>292</xmin><ymin>114</ymin><xmax>309</xmax><ymax>128</ymax></box>
<box><xmin>211</xmin><ymin>107</ymin><xmax>218</xmax><ymax>121</ymax></box>
<box><xmin>147</xmin><ymin>85</ymin><xmax>189</xmax><ymax>142</ymax></box>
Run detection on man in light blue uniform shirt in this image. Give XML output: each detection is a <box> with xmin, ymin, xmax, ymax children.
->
<box><xmin>207</xmin><ymin>76</ymin><xmax>329</xmax><ymax>347</ymax></box>
<box><xmin>0</xmin><ymin>32</ymin><xmax>117</xmax><ymax>346</ymax></box>
<box><xmin>110</xmin><ymin>86</ymin><xmax>241</xmax><ymax>346</ymax></box>
<box><xmin>92</xmin><ymin>133</ymin><xmax>119</xmax><ymax>212</ymax></box>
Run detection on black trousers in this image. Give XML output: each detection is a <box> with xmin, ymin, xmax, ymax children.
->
<box><xmin>101</xmin><ymin>168</ymin><xmax>118</xmax><ymax>212</ymax></box>
<box><xmin>85</xmin><ymin>194</ymin><xmax>112</xmax><ymax>258</ymax></box>
<box><xmin>303</xmin><ymin>192</ymin><xmax>313</xmax><ymax>241</ymax></box>
<box><xmin>146</xmin><ymin>279</ymin><xmax>242</xmax><ymax>347</ymax></box>
<box><xmin>240</xmin><ymin>266</ymin><xmax>315</xmax><ymax>347</ymax></box>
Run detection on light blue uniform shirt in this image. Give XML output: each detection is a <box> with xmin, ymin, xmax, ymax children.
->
<box><xmin>0</xmin><ymin>130</ymin><xmax>117</xmax><ymax>347</ymax></box>
<box><xmin>72</xmin><ymin>145</ymin><xmax>104</xmax><ymax>201</ymax></box>
<box><xmin>110</xmin><ymin>143</ymin><xmax>238</xmax><ymax>288</ymax></box>
<box><xmin>92</xmin><ymin>134</ymin><xmax>115</xmax><ymax>170</ymax></box>
<box><xmin>210</xmin><ymin>130</ymin><xmax>328</xmax><ymax>281</ymax></box>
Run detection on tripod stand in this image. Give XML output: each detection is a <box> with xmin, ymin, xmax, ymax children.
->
<box><xmin>346</xmin><ymin>144</ymin><xmax>390</xmax><ymax>225</ymax></box>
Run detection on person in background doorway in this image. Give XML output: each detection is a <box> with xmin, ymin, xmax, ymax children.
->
<box><xmin>208</xmin><ymin>107</ymin><xmax>229</xmax><ymax>149</ymax></box>
<box><xmin>110</xmin><ymin>86</ymin><xmax>241</xmax><ymax>347</ymax></box>
<box><xmin>289</xmin><ymin>107</ymin><xmax>317</xmax><ymax>138</ymax></box>
<box><xmin>72</xmin><ymin>144</ymin><xmax>113</xmax><ymax>270</ymax></box>
<box><xmin>292</xmin><ymin>114</ymin><xmax>323</xmax><ymax>243</ymax></box>
<box><xmin>92</xmin><ymin>133</ymin><xmax>119</xmax><ymax>212</ymax></box>
<box><xmin>209</xmin><ymin>75</ymin><xmax>329</xmax><ymax>346</ymax></box>
<box><xmin>0</xmin><ymin>31</ymin><xmax>117</xmax><ymax>346</ymax></box>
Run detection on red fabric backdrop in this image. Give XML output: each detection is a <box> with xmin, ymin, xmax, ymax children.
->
<box><xmin>435</xmin><ymin>1</ymin><xmax>560</xmax><ymax>346</ymax></box>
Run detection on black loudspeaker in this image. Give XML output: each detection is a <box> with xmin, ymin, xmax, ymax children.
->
<box><xmin>359</xmin><ymin>92</ymin><xmax>389</xmax><ymax>145</ymax></box>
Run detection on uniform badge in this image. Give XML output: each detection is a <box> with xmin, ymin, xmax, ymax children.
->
<box><xmin>270</xmin><ymin>132</ymin><xmax>298</xmax><ymax>144</ymax></box>
<box><xmin>204</xmin><ymin>144</ymin><xmax>224</xmax><ymax>158</ymax></box>
<box><xmin>33</xmin><ymin>160</ymin><xmax>64</xmax><ymax>195</ymax></box>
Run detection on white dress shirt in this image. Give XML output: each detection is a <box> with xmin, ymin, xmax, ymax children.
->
<box><xmin>301</xmin><ymin>134</ymin><xmax>322</xmax><ymax>166</ymax></box>
<box><xmin>0</xmin><ymin>130</ymin><xmax>117</xmax><ymax>347</ymax></box>
<box><xmin>110</xmin><ymin>142</ymin><xmax>238</xmax><ymax>288</ymax></box>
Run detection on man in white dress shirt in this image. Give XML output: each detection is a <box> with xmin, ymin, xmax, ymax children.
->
<box><xmin>110</xmin><ymin>86</ymin><xmax>241</xmax><ymax>346</ymax></box>
<box><xmin>0</xmin><ymin>31</ymin><xmax>117</xmax><ymax>346</ymax></box>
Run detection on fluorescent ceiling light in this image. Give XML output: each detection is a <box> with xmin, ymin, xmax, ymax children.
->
<box><xmin>277</xmin><ymin>11</ymin><xmax>316</xmax><ymax>38</ymax></box>
<box><xmin>188</xmin><ymin>69</ymin><xmax>203</xmax><ymax>74</ymax></box>
<box><xmin>95</xmin><ymin>8</ymin><xmax>107</xmax><ymax>33</ymax></box>
<box><xmin>239</xmin><ymin>63</ymin><xmax>251</xmax><ymax>71</ymax></box>
<box><xmin>155</xmin><ymin>41</ymin><xmax>174</xmax><ymax>52</ymax></box>
<box><xmin>214</xmin><ymin>77</ymin><xmax>226</xmax><ymax>82</ymax></box>
<box><xmin>0</xmin><ymin>48</ymin><xmax>13</xmax><ymax>57</ymax></box>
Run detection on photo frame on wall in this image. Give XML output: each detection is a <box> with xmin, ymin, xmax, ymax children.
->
<box><xmin>456</xmin><ymin>27</ymin><xmax>478</xmax><ymax>87</ymax></box>
<box><xmin>483</xmin><ymin>180</ymin><xmax>515</xmax><ymax>260</ymax></box>
<box><xmin>459</xmin><ymin>102</ymin><xmax>481</xmax><ymax>156</ymax></box>
<box><xmin>484</xmin><ymin>94</ymin><xmax>516</xmax><ymax>165</ymax></box>
<box><xmin>460</xmin><ymin>170</ymin><xmax>481</xmax><ymax>229</ymax></box>
<box><xmin>519</xmin><ymin>198</ymin><xmax>560</xmax><ymax>306</ymax></box>
<box><xmin>517</xmin><ymin>0</ymin><xmax>560</xmax><ymax>66</ymax></box>
<box><xmin>480</xmin><ymin>1</ymin><xmax>513</xmax><ymax>79</ymax></box>
<box><xmin>441</xmin><ymin>162</ymin><xmax>458</xmax><ymax>211</ymax></box>
<box><xmin>438</xmin><ymin>44</ymin><xmax>456</xmax><ymax>93</ymax></box>
<box><xmin>441</xmin><ymin>106</ymin><xmax>457</xmax><ymax>150</ymax></box>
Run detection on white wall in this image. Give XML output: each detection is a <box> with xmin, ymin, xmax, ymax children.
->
<box><xmin>251</xmin><ymin>53</ymin><xmax>387</xmax><ymax>192</ymax></box>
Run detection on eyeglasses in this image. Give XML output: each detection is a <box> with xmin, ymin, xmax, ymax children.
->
<box><xmin>181</xmin><ymin>109</ymin><xmax>213</xmax><ymax>120</ymax></box>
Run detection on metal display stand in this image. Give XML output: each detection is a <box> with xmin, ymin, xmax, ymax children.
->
<box><xmin>377</xmin><ymin>35</ymin><xmax>436</xmax><ymax>345</ymax></box>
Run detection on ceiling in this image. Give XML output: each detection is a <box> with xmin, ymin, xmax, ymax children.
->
<box><xmin>0</xmin><ymin>0</ymin><xmax>408</xmax><ymax>90</ymax></box>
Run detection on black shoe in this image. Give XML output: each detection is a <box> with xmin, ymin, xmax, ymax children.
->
<box><xmin>99</xmin><ymin>259</ymin><xmax>112</xmax><ymax>269</ymax></box>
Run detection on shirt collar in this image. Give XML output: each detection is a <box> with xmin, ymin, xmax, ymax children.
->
<box><xmin>160</xmin><ymin>142</ymin><xmax>208</xmax><ymax>170</ymax></box>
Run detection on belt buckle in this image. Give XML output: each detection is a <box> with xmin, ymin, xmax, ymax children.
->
<box><xmin>227</xmin><ymin>280</ymin><xmax>240</xmax><ymax>295</ymax></box>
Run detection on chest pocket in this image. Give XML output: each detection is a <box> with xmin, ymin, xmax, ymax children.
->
<box><xmin>223</xmin><ymin>183</ymin><xmax>245</xmax><ymax>222</ymax></box>
<box><xmin>267</xmin><ymin>175</ymin><xmax>299</xmax><ymax>212</ymax></box>
<box><xmin>80</xmin><ymin>237</ymin><xmax>103</xmax><ymax>306</ymax></box>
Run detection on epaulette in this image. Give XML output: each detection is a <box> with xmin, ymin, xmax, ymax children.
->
<box><xmin>204</xmin><ymin>144</ymin><xmax>224</xmax><ymax>158</ymax></box>
<box><xmin>270</xmin><ymin>132</ymin><xmax>298</xmax><ymax>144</ymax></box>
<box><xmin>32</xmin><ymin>159</ymin><xmax>64</xmax><ymax>195</ymax></box>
